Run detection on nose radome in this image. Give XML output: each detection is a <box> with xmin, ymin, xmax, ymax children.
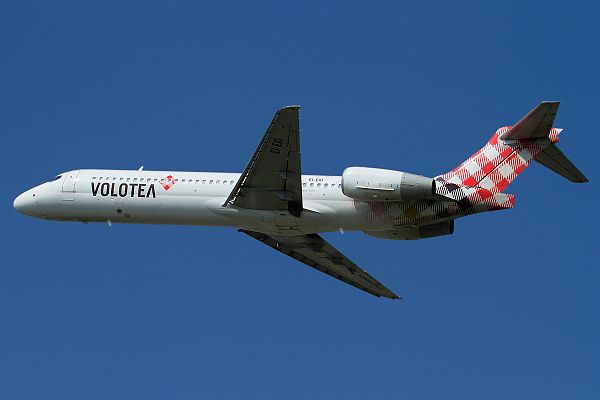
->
<box><xmin>13</xmin><ymin>193</ymin><xmax>25</xmax><ymax>211</ymax></box>
<box><xmin>13</xmin><ymin>190</ymin><xmax>37</xmax><ymax>215</ymax></box>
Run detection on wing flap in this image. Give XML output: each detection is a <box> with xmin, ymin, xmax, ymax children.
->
<box><xmin>241</xmin><ymin>230</ymin><xmax>400</xmax><ymax>299</ymax></box>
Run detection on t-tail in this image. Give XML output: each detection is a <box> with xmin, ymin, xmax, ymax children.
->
<box><xmin>435</xmin><ymin>101</ymin><xmax>588</xmax><ymax>214</ymax></box>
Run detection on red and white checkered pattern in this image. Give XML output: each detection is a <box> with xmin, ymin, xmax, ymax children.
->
<box><xmin>161</xmin><ymin>175</ymin><xmax>176</xmax><ymax>191</ymax></box>
<box><xmin>549</xmin><ymin>128</ymin><xmax>562</xmax><ymax>143</ymax></box>
<box><xmin>349</xmin><ymin>126</ymin><xmax>563</xmax><ymax>227</ymax></box>
<box><xmin>434</xmin><ymin>126</ymin><xmax>561</xmax><ymax>213</ymax></box>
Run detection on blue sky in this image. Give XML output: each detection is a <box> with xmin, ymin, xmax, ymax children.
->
<box><xmin>2</xmin><ymin>1</ymin><xmax>598</xmax><ymax>399</ymax></box>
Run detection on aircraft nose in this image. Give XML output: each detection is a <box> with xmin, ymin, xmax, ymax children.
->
<box><xmin>13</xmin><ymin>190</ymin><xmax>38</xmax><ymax>215</ymax></box>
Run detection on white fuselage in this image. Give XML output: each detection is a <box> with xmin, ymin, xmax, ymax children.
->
<box><xmin>14</xmin><ymin>169</ymin><xmax>456</xmax><ymax>235</ymax></box>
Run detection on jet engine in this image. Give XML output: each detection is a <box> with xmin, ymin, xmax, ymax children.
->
<box><xmin>365</xmin><ymin>221</ymin><xmax>454</xmax><ymax>240</ymax></box>
<box><xmin>341</xmin><ymin>167</ymin><xmax>435</xmax><ymax>201</ymax></box>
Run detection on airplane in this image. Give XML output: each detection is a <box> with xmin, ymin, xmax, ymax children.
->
<box><xmin>13</xmin><ymin>102</ymin><xmax>588</xmax><ymax>299</ymax></box>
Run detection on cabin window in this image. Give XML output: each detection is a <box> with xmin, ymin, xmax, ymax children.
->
<box><xmin>195</xmin><ymin>180</ymin><xmax>199</xmax><ymax>184</ymax></box>
<box><xmin>230</xmin><ymin>180</ymin><xmax>234</xmax><ymax>185</ymax></box>
<box><xmin>302</xmin><ymin>183</ymin><xmax>306</xmax><ymax>187</ymax></box>
<box><xmin>209</xmin><ymin>180</ymin><xmax>213</xmax><ymax>184</ymax></box>
<box><xmin>324</xmin><ymin>183</ymin><xmax>328</xmax><ymax>188</ymax></box>
<box><xmin>310</xmin><ymin>183</ymin><xmax>314</xmax><ymax>187</ymax></box>
<box><xmin>317</xmin><ymin>183</ymin><xmax>321</xmax><ymax>187</ymax></box>
<box><xmin>133</xmin><ymin>178</ymin><xmax>138</xmax><ymax>182</ymax></box>
<box><xmin>174</xmin><ymin>179</ymin><xmax>179</xmax><ymax>183</ymax></box>
<box><xmin>126</xmin><ymin>178</ymin><xmax>131</xmax><ymax>182</ymax></box>
<box><xmin>99</xmin><ymin>177</ymin><xmax>103</xmax><ymax>181</ymax></box>
<box><xmin>216</xmin><ymin>180</ymin><xmax>220</xmax><ymax>184</ymax></box>
<box><xmin>119</xmin><ymin>177</ymin><xmax>124</xmax><ymax>181</ymax></box>
<box><xmin>202</xmin><ymin>180</ymin><xmax>207</xmax><ymax>184</ymax></box>
<box><xmin>92</xmin><ymin>176</ymin><xmax>97</xmax><ymax>180</ymax></box>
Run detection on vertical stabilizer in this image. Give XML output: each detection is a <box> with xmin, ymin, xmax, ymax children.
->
<box><xmin>434</xmin><ymin>101</ymin><xmax>587</xmax><ymax>213</ymax></box>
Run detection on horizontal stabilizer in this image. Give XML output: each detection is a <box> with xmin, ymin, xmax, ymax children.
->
<box><xmin>535</xmin><ymin>143</ymin><xmax>589</xmax><ymax>182</ymax></box>
<box><xmin>500</xmin><ymin>101</ymin><xmax>559</xmax><ymax>140</ymax></box>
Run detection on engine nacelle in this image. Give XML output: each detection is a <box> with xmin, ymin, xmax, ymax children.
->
<box><xmin>342</xmin><ymin>167</ymin><xmax>435</xmax><ymax>201</ymax></box>
<box><xmin>365</xmin><ymin>221</ymin><xmax>454</xmax><ymax>240</ymax></box>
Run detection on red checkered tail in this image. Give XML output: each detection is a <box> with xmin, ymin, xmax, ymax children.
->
<box><xmin>434</xmin><ymin>102</ymin><xmax>588</xmax><ymax>213</ymax></box>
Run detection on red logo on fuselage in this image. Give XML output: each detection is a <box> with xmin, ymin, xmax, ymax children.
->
<box><xmin>161</xmin><ymin>175</ymin><xmax>176</xmax><ymax>191</ymax></box>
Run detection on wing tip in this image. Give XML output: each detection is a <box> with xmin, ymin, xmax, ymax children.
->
<box><xmin>280</xmin><ymin>105</ymin><xmax>301</xmax><ymax>111</ymax></box>
<box><xmin>380</xmin><ymin>291</ymin><xmax>401</xmax><ymax>300</ymax></box>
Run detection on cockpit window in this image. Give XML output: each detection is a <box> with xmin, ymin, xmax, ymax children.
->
<box><xmin>50</xmin><ymin>175</ymin><xmax>63</xmax><ymax>182</ymax></box>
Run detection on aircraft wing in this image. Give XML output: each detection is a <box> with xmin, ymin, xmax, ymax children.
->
<box><xmin>240</xmin><ymin>229</ymin><xmax>400</xmax><ymax>299</ymax></box>
<box><xmin>224</xmin><ymin>106</ymin><xmax>303</xmax><ymax>216</ymax></box>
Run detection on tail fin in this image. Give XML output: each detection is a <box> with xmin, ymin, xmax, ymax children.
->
<box><xmin>435</xmin><ymin>101</ymin><xmax>588</xmax><ymax>212</ymax></box>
